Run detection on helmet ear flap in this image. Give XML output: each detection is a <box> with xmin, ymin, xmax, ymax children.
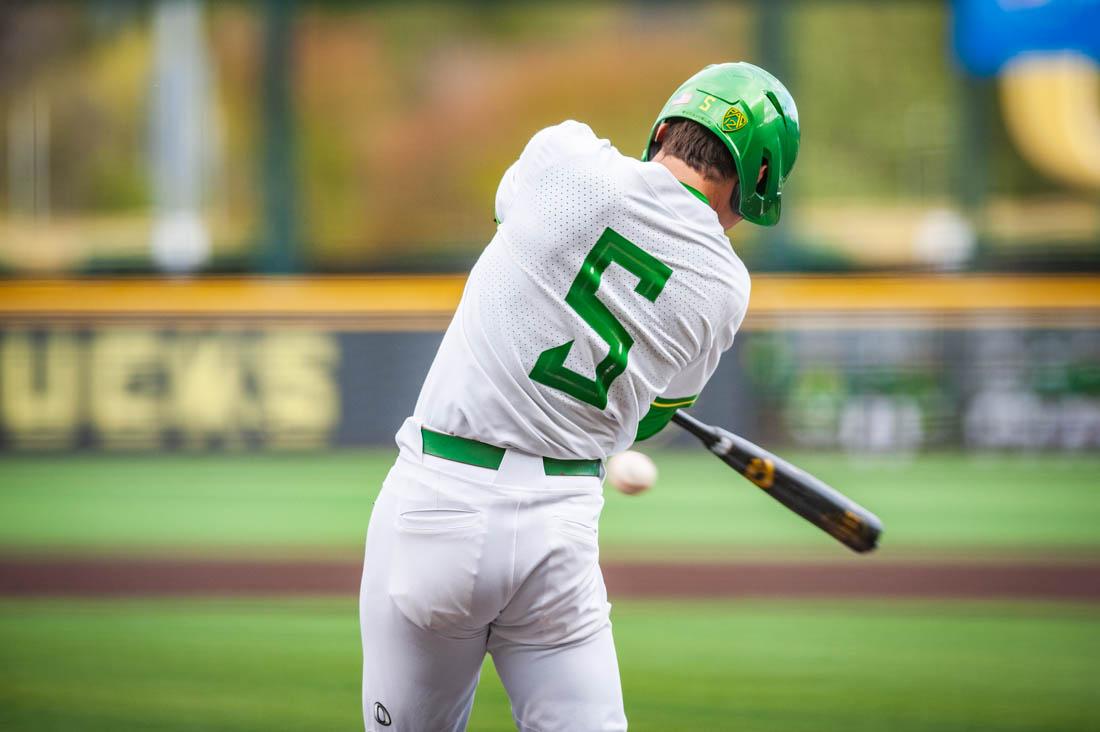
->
<box><xmin>756</xmin><ymin>150</ymin><xmax>772</xmax><ymax>197</ymax></box>
<box><xmin>738</xmin><ymin>148</ymin><xmax>784</xmax><ymax>225</ymax></box>
<box><xmin>731</xmin><ymin>147</ymin><xmax>765</xmax><ymax>222</ymax></box>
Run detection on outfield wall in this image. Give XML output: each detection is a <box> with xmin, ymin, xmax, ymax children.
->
<box><xmin>1</xmin><ymin>276</ymin><xmax>1098</xmax><ymax>452</ymax></box>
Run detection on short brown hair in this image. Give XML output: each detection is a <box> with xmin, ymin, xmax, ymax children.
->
<box><xmin>648</xmin><ymin>118</ymin><xmax>737</xmax><ymax>182</ymax></box>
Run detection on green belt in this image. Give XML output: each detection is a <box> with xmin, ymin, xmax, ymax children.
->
<box><xmin>421</xmin><ymin>428</ymin><xmax>601</xmax><ymax>477</ymax></box>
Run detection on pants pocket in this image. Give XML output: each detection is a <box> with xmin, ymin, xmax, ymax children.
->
<box><xmin>398</xmin><ymin>508</ymin><xmax>481</xmax><ymax>532</ymax></box>
<box><xmin>387</xmin><ymin>507</ymin><xmax>487</xmax><ymax>636</ymax></box>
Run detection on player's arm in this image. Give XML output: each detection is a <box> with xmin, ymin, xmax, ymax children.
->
<box><xmin>634</xmin><ymin>356</ymin><xmax>711</xmax><ymax>442</ymax></box>
<box><xmin>636</xmin><ymin>348</ymin><xmax>716</xmax><ymax>441</ymax></box>
<box><xmin>635</xmin><ymin>275</ymin><xmax>749</xmax><ymax>442</ymax></box>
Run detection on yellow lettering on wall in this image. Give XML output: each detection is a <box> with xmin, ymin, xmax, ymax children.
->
<box><xmin>255</xmin><ymin>332</ymin><xmax>339</xmax><ymax>449</ymax></box>
<box><xmin>89</xmin><ymin>330</ymin><xmax>164</xmax><ymax>449</ymax></box>
<box><xmin>0</xmin><ymin>331</ymin><xmax>80</xmax><ymax>449</ymax></box>
<box><xmin>169</xmin><ymin>331</ymin><xmax>247</xmax><ymax>448</ymax></box>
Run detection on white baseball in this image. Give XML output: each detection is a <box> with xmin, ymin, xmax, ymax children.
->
<box><xmin>606</xmin><ymin>450</ymin><xmax>657</xmax><ymax>495</ymax></box>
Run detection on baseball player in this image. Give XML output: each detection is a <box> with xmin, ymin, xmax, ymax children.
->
<box><xmin>360</xmin><ymin>62</ymin><xmax>800</xmax><ymax>731</ymax></box>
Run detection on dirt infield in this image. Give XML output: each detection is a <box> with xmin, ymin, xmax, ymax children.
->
<box><xmin>2</xmin><ymin>557</ymin><xmax>1099</xmax><ymax>600</ymax></box>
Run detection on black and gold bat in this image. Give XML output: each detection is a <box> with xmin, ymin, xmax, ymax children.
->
<box><xmin>672</xmin><ymin>411</ymin><xmax>882</xmax><ymax>553</ymax></box>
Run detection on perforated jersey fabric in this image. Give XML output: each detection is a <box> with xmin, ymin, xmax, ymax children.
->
<box><xmin>411</xmin><ymin>121</ymin><xmax>750</xmax><ymax>460</ymax></box>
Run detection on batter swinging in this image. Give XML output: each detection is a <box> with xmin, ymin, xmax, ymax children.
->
<box><xmin>360</xmin><ymin>62</ymin><xmax>800</xmax><ymax>731</ymax></box>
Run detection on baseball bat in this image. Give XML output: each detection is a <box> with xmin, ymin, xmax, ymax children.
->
<box><xmin>671</xmin><ymin>410</ymin><xmax>882</xmax><ymax>553</ymax></box>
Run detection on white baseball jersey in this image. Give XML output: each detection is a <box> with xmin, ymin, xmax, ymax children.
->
<box><xmin>413</xmin><ymin>120</ymin><xmax>750</xmax><ymax>460</ymax></box>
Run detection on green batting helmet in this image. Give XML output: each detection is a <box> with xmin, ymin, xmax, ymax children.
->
<box><xmin>642</xmin><ymin>62</ymin><xmax>800</xmax><ymax>226</ymax></box>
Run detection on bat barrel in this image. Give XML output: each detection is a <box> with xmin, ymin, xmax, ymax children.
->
<box><xmin>673</xmin><ymin>411</ymin><xmax>884</xmax><ymax>554</ymax></box>
<box><xmin>724</xmin><ymin>430</ymin><xmax>884</xmax><ymax>554</ymax></box>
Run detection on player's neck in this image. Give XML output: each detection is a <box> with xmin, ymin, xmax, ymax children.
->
<box><xmin>651</xmin><ymin>152</ymin><xmax>743</xmax><ymax>230</ymax></box>
<box><xmin>652</xmin><ymin>154</ymin><xmax>724</xmax><ymax>211</ymax></box>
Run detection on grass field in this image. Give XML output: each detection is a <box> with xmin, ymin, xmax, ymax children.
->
<box><xmin>2</xmin><ymin>451</ymin><xmax>1098</xmax><ymax>731</ymax></box>
<box><xmin>0</xmin><ymin>599</ymin><xmax>1096</xmax><ymax>732</ymax></box>
<box><xmin>1</xmin><ymin>451</ymin><xmax>1099</xmax><ymax>556</ymax></box>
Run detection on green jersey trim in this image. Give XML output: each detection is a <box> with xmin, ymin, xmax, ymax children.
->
<box><xmin>652</xmin><ymin>395</ymin><xmax>698</xmax><ymax>409</ymax></box>
<box><xmin>680</xmin><ymin>182</ymin><xmax>710</xmax><ymax>206</ymax></box>
<box><xmin>635</xmin><ymin>394</ymin><xmax>698</xmax><ymax>442</ymax></box>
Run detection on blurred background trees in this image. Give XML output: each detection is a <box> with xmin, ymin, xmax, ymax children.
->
<box><xmin>0</xmin><ymin>1</ymin><xmax>1096</xmax><ymax>274</ymax></box>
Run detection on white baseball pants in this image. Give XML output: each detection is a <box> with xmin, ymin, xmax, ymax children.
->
<box><xmin>360</xmin><ymin>422</ymin><xmax>627</xmax><ymax>731</ymax></box>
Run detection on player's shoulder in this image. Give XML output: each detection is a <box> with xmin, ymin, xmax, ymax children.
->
<box><xmin>671</xmin><ymin>223</ymin><xmax>751</xmax><ymax>330</ymax></box>
<box><xmin>525</xmin><ymin>120</ymin><xmax>611</xmax><ymax>163</ymax></box>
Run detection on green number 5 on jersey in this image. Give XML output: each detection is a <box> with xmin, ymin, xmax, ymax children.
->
<box><xmin>529</xmin><ymin>227</ymin><xmax>673</xmax><ymax>409</ymax></box>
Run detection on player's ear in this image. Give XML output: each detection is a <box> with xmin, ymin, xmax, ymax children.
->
<box><xmin>646</xmin><ymin>122</ymin><xmax>671</xmax><ymax>161</ymax></box>
<box><xmin>757</xmin><ymin>160</ymin><xmax>769</xmax><ymax>188</ymax></box>
<box><xmin>648</xmin><ymin>122</ymin><xmax>673</xmax><ymax>161</ymax></box>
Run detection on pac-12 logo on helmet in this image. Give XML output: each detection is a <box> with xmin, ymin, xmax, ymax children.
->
<box><xmin>721</xmin><ymin>106</ymin><xmax>748</xmax><ymax>132</ymax></box>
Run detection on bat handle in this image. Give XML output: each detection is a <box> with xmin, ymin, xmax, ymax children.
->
<box><xmin>670</xmin><ymin>410</ymin><xmax>719</xmax><ymax>446</ymax></box>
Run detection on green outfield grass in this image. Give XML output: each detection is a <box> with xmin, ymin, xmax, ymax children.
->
<box><xmin>1</xmin><ymin>451</ymin><xmax>1098</xmax><ymax>555</ymax></box>
<box><xmin>0</xmin><ymin>599</ymin><xmax>1096</xmax><ymax>731</ymax></box>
